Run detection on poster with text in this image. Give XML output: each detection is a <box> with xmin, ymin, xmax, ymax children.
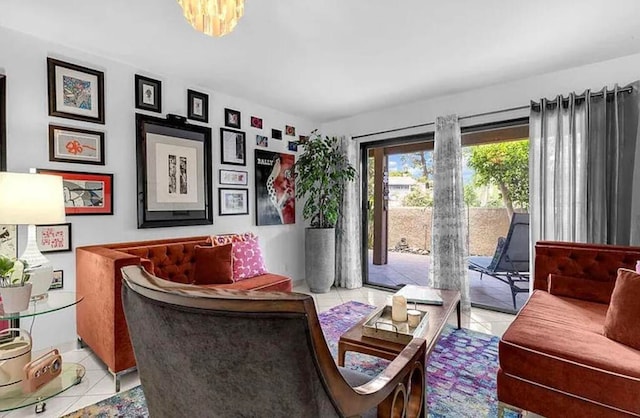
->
<box><xmin>254</xmin><ymin>149</ymin><xmax>295</xmax><ymax>225</ymax></box>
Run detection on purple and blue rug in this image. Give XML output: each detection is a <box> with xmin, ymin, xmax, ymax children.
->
<box><xmin>63</xmin><ymin>301</ymin><xmax>519</xmax><ymax>418</ymax></box>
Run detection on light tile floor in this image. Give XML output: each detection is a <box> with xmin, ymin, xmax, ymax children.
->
<box><xmin>4</xmin><ymin>282</ymin><xmax>515</xmax><ymax>418</ymax></box>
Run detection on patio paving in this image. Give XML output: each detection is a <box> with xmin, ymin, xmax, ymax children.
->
<box><xmin>367</xmin><ymin>251</ymin><xmax>528</xmax><ymax>313</ymax></box>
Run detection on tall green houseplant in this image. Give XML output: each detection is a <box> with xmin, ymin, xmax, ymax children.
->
<box><xmin>295</xmin><ymin>131</ymin><xmax>356</xmax><ymax>293</ymax></box>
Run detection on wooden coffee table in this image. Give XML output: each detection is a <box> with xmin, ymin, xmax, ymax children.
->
<box><xmin>338</xmin><ymin>289</ymin><xmax>461</xmax><ymax>366</ymax></box>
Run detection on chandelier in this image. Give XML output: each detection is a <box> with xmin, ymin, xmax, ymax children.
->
<box><xmin>177</xmin><ymin>0</ymin><xmax>244</xmax><ymax>37</ymax></box>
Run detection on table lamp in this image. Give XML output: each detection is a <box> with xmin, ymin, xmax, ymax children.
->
<box><xmin>0</xmin><ymin>172</ymin><xmax>65</xmax><ymax>298</ymax></box>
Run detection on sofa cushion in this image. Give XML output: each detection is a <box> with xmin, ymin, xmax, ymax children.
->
<box><xmin>209</xmin><ymin>232</ymin><xmax>255</xmax><ymax>247</ymax></box>
<box><xmin>500</xmin><ymin>291</ymin><xmax>640</xmax><ymax>414</ymax></box>
<box><xmin>232</xmin><ymin>238</ymin><xmax>268</xmax><ymax>281</ymax></box>
<box><xmin>212</xmin><ymin>273</ymin><xmax>292</xmax><ymax>292</ymax></box>
<box><xmin>547</xmin><ymin>273</ymin><xmax>614</xmax><ymax>304</ymax></box>
<box><xmin>193</xmin><ymin>244</ymin><xmax>234</xmax><ymax>285</ymax></box>
<box><xmin>122</xmin><ymin>243</ymin><xmax>200</xmax><ymax>284</ymax></box>
<box><xmin>604</xmin><ymin>268</ymin><xmax>640</xmax><ymax>350</ymax></box>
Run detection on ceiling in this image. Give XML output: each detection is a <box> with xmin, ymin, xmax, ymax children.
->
<box><xmin>2</xmin><ymin>1</ymin><xmax>640</xmax><ymax>122</ymax></box>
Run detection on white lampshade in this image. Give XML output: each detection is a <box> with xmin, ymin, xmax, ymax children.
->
<box><xmin>0</xmin><ymin>172</ymin><xmax>65</xmax><ymax>225</ymax></box>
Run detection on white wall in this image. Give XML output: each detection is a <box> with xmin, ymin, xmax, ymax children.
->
<box><xmin>0</xmin><ymin>27</ymin><xmax>316</xmax><ymax>350</ymax></box>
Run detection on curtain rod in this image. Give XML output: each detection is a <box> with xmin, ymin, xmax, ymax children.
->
<box><xmin>530</xmin><ymin>85</ymin><xmax>633</xmax><ymax>107</ymax></box>
<box><xmin>353</xmin><ymin>86</ymin><xmax>634</xmax><ymax>140</ymax></box>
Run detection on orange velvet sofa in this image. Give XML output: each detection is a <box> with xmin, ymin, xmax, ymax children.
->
<box><xmin>498</xmin><ymin>241</ymin><xmax>640</xmax><ymax>418</ymax></box>
<box><xmin>76</xmin><ymin>235</ymin><xmax>292</xmax><ymax>390</ymax></box>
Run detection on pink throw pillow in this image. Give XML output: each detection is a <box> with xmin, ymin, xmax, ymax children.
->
<box><xmin>232</xmin><ymin>238</ymin><xmax>267</xmax><ymax>281</ymax></box>
<box><xmin>636</xmin><ymin>260</ymin><xmax>640</xmax><ymax>273</ymax></box>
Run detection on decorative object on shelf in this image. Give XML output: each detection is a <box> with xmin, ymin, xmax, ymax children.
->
<box><xmin>48</xmin><ymin>125</ymin><xmax>105</xmax><ymax>165</ymax></box>
<box><xmin>35</xmin><ymin>223</ymin><xmax>72</xmax><ymax>253</ymax></box>
<box><xmin>134</xmin><ymin>75</ymin><xmax>162</xmax><ymax>113</ymax></box>
<box><xmin>136</xmin><ymin>113</ymin><xmax>213</xmax><ymax>228</ymax></box>
<box><xmin>407</xmin><ymin>309</ymin><xmax>422</xmax><ymax>327</ymax></box>
<box><xmin>220</xmin><ymin>128</ymin><xmax>246</xmax><ymax>166</ymax></box>
<box><xmin>50</xmin><ymin>270</ymin><xmax>63</xmax><ymax>290</ymax></box>
<box><xmin>0</xmin><ymin>172</ymin><xmax>66</xmax><ymax>298</ymax></box>
<box><xmin>177</xmin><ymin>0</ymin><xmax>244</xmax><ymax>37</ymax></box>
<box><xmin>287</xmin><ymin>141</ymin><xmax>298</xmax><ymax>152</ymax></box>
<box><xmin>22</xmin><ymin>349</ymin><xmax>62</xmax><ymax>393</ymax></box>
<box><xmin>0</xmin><ymin>225</ymin><xmax>17</xmax><ymax>258</ymax></box>
<box><xmin>271</xmin><ymin>129</ymin><xmax>282</xmax><ymax>140</ymax></box>
<box><xmin>0</xmin><ymin>75</ymin><xmax>6</xmax><ymax>172</ymax></box>
<box><xmin>256</xmin><ymin>134</ymin><xmax>268</xmax><ymax>147</ymax></box>
<box><xmin>47</xmin><ymin>58</ymin><xmax>105</xmax><ymax>124</ymax></box>
<box><xmin>285</xmin><ymin>125</ymin><xmax>296</xmax><ymax>136</ymax></box>
<box><xmin>0</xmin><ymin>256</ymin><xmax>33</xmax><ymax>312</ymax></box>
<box><xmin>250</xmin><ymin>116</ymin><xmax>262</xmax><ymax>129</ymax></box>
<box><xmin>36</xmin><ymin>169</ymin><xmax>113</xmax><ymax>216</ymax></box>
<box><xmin>0</xmin><ymin>328</ymin><xmax>32</xmax><ymax>393</ymax></box>
<box><xmin>224</xmin><ymin>108</ymin><xmax>241</xmax><ymax>129</ymax></box>
<box><xmin>254</xmin><ymin>149</ymin><xmax>295</xmax><ymax>226</ymax></box>
<box><xmin>391</xmin><ymin>294</ymin><xmax>408</xmax><ymax>322</ymax></box>
<box><xmin>218</xmin><ymin>188</ymin><xmax>248</xmax><ymax>216</ymax></box>
<box><xmin>187</xmin><ymin>89</ymin><xmax>208</xmax><ymax>123</ymax></box>
<box><xmin>219</xmin><ymin>169</ymin><xmax>247</xmax><ymax>186</ymax></box>
<box><xmin>293</xmin><ymin>131</ymin><xmax>356</xmax><ymax>293</ymax></box>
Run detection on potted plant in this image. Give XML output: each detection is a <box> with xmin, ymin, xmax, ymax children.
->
<box><xmin>0</xmin><ymin>255</ymin><xmax>32</xmax><ymax>313</ymax></box>
<box><xmin>295</xmin><ymin>131</ymin><xmax>356</xmax><ymax>293</ymax></box>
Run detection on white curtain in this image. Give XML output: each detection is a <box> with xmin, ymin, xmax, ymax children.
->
<box><xmin>530</xmin><ymin>82</ymin><xmax>640</xmax><ymax>246</ymax></box>
<box><xmin>335</xmin><ymin>136</ymin><xmax>362</xmax><ymax>288</ymax></box>
<box><xmin>429</xmin><ymin>115</ymin><xmax>470</xmax><ymax>310</ymax></box>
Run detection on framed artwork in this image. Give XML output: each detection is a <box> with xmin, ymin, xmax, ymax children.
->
<box><xmin>256</xmin><ymin>135</ymin><xmax>268</xmax><ymax>147</ymax></box>
<box><xmin>254</xmin><ymin>149</ymin><xmax>296</xmax><ymax>226</ymax></box>
<box><xmin>47</xmin><ymin>58</ymin><xmax>105</xmax><ymax>124</ymax></box>
<box><xmin>285</xmin><ymin>125</ymin><xmax>296</xmax><ymax>136</ymax></box>
<box><xmin>299</xmin><ymin>135</ymin><xmax>309</xmax><ymax>142</ymax></box>
<box><xmin>287</xmin><ymin>141</ymin><xmax>298</xmax><ymax>152</ymax></box>
<box><xmin>0</xmin><ymin>75</ymin><xmax>5</xmax><ymax>171</ymax></box>
<box><xmin>36</xmin><ymin>168</ymin><xmax>113</xmax><ymax>215</ymax></box>
<box><xmin>219</xmin><ymin>188</ymin><xmax>249</xmax><ymax>216</ymax></box>
<box><xmin>50</xmin><ymin>270</ymin><xmax>63</xmax><ymax>290</ymax></box>
<box><xmin>35</xmin><ymin>223</ymin><xmax>72</xmax><ymax>253</ymax></box>
<box><xmin>250</xmin><ymin>116</ymin><xmax>262</xmax><ymax>129</ymax></box>
<box><xmin>0</xmin><ymin>225</ymin><xmax>17</xmax><ymax>258</ymax></box>
<box><xmin>271</xmin><ymin>129</ymin><xmax>282</xmax><ymax>140</ymax></box>
<box><xmin>224</xmin><ymin>108</ymin><xmax>241</xmax><ymax>129</ymax></box>
<box><xmin>136</xmin><ymin>113</ymin><xmax>213</xmax><ymax>228</ymax></box>
<box><xmin>135</xmin><ymin>74</ymin><xmax>162</xmax><ymax>113</ymax></box>
<box><xmin>220</xmin><ymin>128</ymin><xmax>246</xmax><ymax>166</ymax></box>
<box><xmin>219</xmin><ymin>169</ymin><xmax>248</xmax><ymax>186</ymax></box>
<box><xmin>187</xmin><ymin>89</ymin><xmax>209</xmax><ymax>123</ymax></box>
<box><xmin>49</xmin><ymin>124</ymin><xmax>105</xmax><ymax>165</ymax></box>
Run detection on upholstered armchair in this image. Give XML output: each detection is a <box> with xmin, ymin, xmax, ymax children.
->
<box><xmin>121</xmin><ymin>266</ymin><xmax>428</xmax><ymax>418</ymax></box>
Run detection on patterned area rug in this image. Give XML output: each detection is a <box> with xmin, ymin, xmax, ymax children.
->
<box><xmin>63</xmin><ymin>301</ymin><xmax>519</xmax><ymax>418</ymax></box>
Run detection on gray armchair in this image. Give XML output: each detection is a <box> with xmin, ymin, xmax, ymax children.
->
<box><xmin>121</xmin><ymin>266</ymin><xmax>427</xmax><ymax>418</ymax></box>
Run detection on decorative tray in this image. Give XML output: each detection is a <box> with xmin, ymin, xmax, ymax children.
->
<box><xmin>362</xmin><ymin>305</ymin><xmax>429</xmax><ymax>344</ymax></box>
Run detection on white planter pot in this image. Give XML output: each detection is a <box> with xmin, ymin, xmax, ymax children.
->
<box><xmin>305</xmin><ymin>228</ymin><xmax>336</xmax><ymax>293</ymax></box>
<box><xmin>0</xmin><ymin>283</ymin><xmax>32</xmax><ymax>313</ymax></box>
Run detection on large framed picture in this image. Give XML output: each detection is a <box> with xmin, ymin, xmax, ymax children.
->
<box><xmin>35</xmin><ymin>223</ymin><xmax>72</xmax><ymax>253</ymax></box>
<box><xmin>37</xmin><ymin>168</ymin><xmax>114</xmax><ymax>215</ymax></box>
<box><xmin>0</xmin><ymin>224</ymin><xmax>17</xmax><ymax>258</ymax></box>
<box><xmin>219</xmin><ymin>169</ymin><xmax>248</xmax><ymax>186</ymax></box>
<box><xmin>135</xmin><ymin>74</ymin><xmax>162</xmax><ymax>113</ymax></box>
<box><xmin>49</xmin><ymin>124</ymin><xmax>105</xmax><ymax>165</ymax></box>
<box><xmin>136</xmin><ymin>113</ymin><xmax>213</xmax><ymax>228</ymax></box>
<box><xmin>47</xmin><ymin>58</ymin><xmax>105</xmax><ymax>124</ymax></box>
<box><xmin>187</xmin><ymin>89</ymin><xmax>208</xmax><ymax>123</ymax></box>
<box><xmin>220</xmin><ymin>128</ymin><xmax>246</xmax><ymax>166</ymax></box>
<box><xmin>254</xmin><ymin>149</ymin><xmax>296</xmax><ymax>226</ymax></box>
<box><xmin>219</xmin><ymin>188</ymin><xmax>249</xmax><ymax>216</ymax></box>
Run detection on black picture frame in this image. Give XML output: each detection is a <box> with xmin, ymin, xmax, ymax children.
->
<box><xmin>47</xmin><ymin>58</ymin><xmax>105</xmax><ymax>124</ymax></box>
<box><xmin>220</xmin><ymin>128</ymin><xmax>246</xmax><ymax>166</ymax></box>
<box><xmin>0</xmin><ymin>75</ymin><xmax>5</xmax><ymax>172</ymax></box>
<box><xmin>187</xmin><ymin>89</ymin><xmax>209</xmax><ymax>123</ymax></box>
<box><xmin>50</xmin><ymin>270</ymin><xmax>64</xmax><ymax>290</ymax></box>
<box><xmin>35</xmin><ymin>223</ymin><xmax>72</xmax><ymax>253</ymax></box>
<box><xmin>219</xmin><ymin>169</ymin><xmax>248</xmax><ymax>186</ymax></box>
<box><xmin>135</xmin><ymin>74</ymin><xmax>162</xmax><ymax>113</ymax></box>
<box><xmin>136</xmin><ymin>113</ymin><xmax>213</xmax><ymax>228</ymax></box>
<box><xmin>224</xmin><ymin>108</ymin><xmax>241</xmax><ymax>129</ymax></box>
<box><xmin>271</xmin><ymin>129</ymin><xmax>282</xmax><ymax>140</ymax></box>
<box><xmin>49</xmin><ymin>124</ymin><xmax>105</xmax><ymax>165</ymax></box>
<box><xmin>218</xmin><ymin>188</ymin><xmax>249</xmax><ymax>216</ymax></box>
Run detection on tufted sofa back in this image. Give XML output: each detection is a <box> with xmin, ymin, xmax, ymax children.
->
<box><xmin>534</xmin><ymin>241</ymin><xmax>640</xmax><ymax>291</ymax></box>
<box><xmin>121</xmin><ymin>241</ymin><xmax>207</xmax><ymax>284</ymax></box>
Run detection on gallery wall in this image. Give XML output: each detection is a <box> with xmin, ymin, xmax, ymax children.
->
<box><xmin>0</xmin><ymin>26</ymin><xmax>316</xmax><ymax>350</ymax></box>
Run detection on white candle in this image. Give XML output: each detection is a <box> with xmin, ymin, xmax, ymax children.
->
<box><xmin>407</xmin><ymin>310</ymin><xmax>421</xmax><ymax>327</ymax></box>
<box><xmin>392</xmin><ymin>295</ymin><xmax>408</xmax><ymax>322</ymax></box>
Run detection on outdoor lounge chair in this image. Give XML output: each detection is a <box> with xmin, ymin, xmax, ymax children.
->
<box><xmin>468</xmin><ymin>212</ymin><xmax>530</xmax><ymax>310</ymax></box>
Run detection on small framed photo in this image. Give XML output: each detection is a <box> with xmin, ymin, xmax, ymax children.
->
<box><xmin>187</xmin><ymin>89</ymin><xmax>209</xmax><ymax>123</ymax></box>
<box><xmin>36</xmin><ymin>168</ymin><xmax>114</xmax><ymax>215</ymax></box>
<box><xmin>50</xmin><ymin>270</ymin><xmax>64</xmax><ymax>290</ymax></box>
<box><xmin>285</xmin><ymin>125</ymin><xmax>296</xmax><ymax>136</ymax></box>
<box><xmin>299</xmin><ymin>135</ymin><xmax>309</xmax><ymax>142</ymax></box>
<box><xmin>49</xmin><ymin>124</ymin><xmax>105</xmax><ymax>165</ymax></box>
<box><xmin>250</xmin><ymin>116</ymin><xmax>263</xmax><ymax>129</ymax></box>
<box><xmin>219</xmin><ymin>188</ymin><xmax>249</xmax><ymax>216</ymax></box>
<box><xmin>47</xmin><ymin>58</ymin><xmax>105</xmax><ymax>124</ymax></box>
<box><xmin>36</xmin><ymin>223</ymin><xmax>72</xmax><ymax>253</ymax></box>
<box><xmin>135</xmin><ymin>74</ymin><xmax>162</xmax><ymax>113</ymax></box>
<box><xmin>220</xmin><ymin>169</ymin><xmax>248</xmax><ymax>186</ymax></box>
<box><xmin>0</xmin><ymin>224</ymin><xmax>17</xmax><ymax>258</ymax></box>
<box><xmin>224</xmin><ymin>108</ymin><xmax>241</xmax><ymax>129</ymax></box>
<box><xmin>220</xmin><ymin>128</ymin><xmax>246</xmax><ymax>166</ymax></box>
<box><xmin>256</xmin><ymin>135</ymin><xmax>268</xmax><ymax>147</ymax></box>
<box><xmin>288</xmin><ymin>141</ymin><xmax>298</xmax><ymax>152</ymax></box>
<box><xmin>271</xmin><ymin>129</ymin><xmax>282</xmax><ymax>140</ymax></box>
